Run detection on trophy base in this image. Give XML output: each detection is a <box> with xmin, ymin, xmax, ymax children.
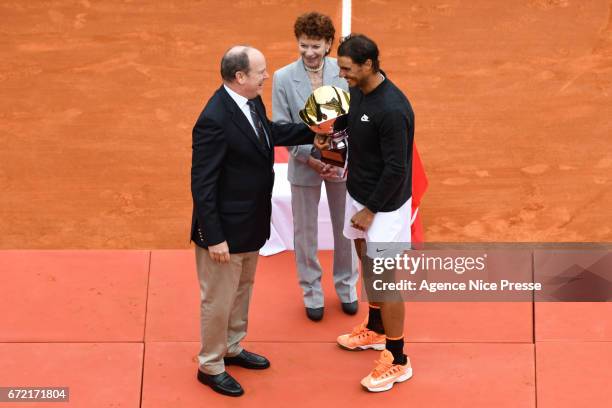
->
<box><xmin>321</xmin><ymin>149</ymin><xmax>347</xmax><ymax>168</ymax></box>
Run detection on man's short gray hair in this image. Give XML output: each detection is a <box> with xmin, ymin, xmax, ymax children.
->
<box><xmin>220</xmin><ymin>46</ymin><xmax>251</xmax><ymax>82</ymax></box>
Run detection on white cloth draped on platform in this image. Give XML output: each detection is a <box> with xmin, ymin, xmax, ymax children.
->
<box><xmin>259</xmin><ymin>163</ymin><xmax>334</xmax><ymax>256</ymax></box>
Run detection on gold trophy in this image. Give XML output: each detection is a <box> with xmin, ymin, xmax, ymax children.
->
<box><xmin>299</xmin><ymin>85</ymin><xmax>350</xmax><ymax>168</ymax></box>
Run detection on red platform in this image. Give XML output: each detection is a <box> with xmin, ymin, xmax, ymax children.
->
<box><xmin>0</xmin><ymin>250</ymin><xmax>609</xmax><ymax>407</ymax></box>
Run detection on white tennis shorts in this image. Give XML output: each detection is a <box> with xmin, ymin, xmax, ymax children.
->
<box><xmin>343</xmin><ymin>192</ymin><xmax>412</xmax><ymax>258</ymax></box>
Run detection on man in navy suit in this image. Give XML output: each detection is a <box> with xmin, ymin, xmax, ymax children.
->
<box><xmin>191</xmin><ymin>45</ymin><xmax>317</xmax><ymax>397</ymax></box>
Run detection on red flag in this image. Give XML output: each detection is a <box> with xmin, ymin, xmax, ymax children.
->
<box><xmin>411</xmin><ymin>143</ymin><xmax>428</xmax><ymax>244</ymax></box>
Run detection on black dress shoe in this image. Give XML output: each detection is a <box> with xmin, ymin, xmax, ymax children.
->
<box><xmin>306</xmin><ymin>306</ymin><xmax>324</xmax><ymax>321</ymax></box>
<box><xmin>224</xmin><ymin>350</ymin><xmax>270</xmax><ymax>369</ymax></box>
<box><xmin>197</xmin><ymin>370</ymin><xmax>244</xmax><ymax>397</ymax></box>
<box><xmin>341</xmin><ymin>301</ymin><xmax>359</xmax><ymax>315</ymax></box>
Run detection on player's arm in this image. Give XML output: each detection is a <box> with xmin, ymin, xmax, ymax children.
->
<box><xmin>365</xmin><ymin>109</ymin><xmax>413</xmax><ymax>213</ymax></box>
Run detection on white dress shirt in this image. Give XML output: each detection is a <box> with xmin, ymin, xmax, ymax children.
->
<box><xmin>224</xmin><ymin>84</ymin><xmax>269</xmax><ymax>147</ymax></box>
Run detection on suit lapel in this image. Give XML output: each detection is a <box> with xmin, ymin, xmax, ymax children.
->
<box><xmin>294</xmin><ymin>57</ymin><xmax>345</xmax><ymax>101</ymax></box>
<box><xmin>232</xmin><ymin>109</ymin><xmax>270</xmax><ymax>158</ymax></box>
<box><xmin>220</xmin><ymin>86</ymin><xmax>269</xmax><ymax>159</ymax></box>
<box><xmin>292</xmin><ymin>58</ymin><xmax>312</xmax><ymax>104</ymax></box>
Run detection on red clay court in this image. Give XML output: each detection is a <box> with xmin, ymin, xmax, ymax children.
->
<box><xmin>1</xmin><ymin>0</ymin><xmax>611</xmax><ymax>407</ymax></box>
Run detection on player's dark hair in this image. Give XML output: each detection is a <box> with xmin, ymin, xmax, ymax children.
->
<box><xmin>337</xmin><ymin>33</ymin><xmax>380</xmax><ymax>72</ymax></box>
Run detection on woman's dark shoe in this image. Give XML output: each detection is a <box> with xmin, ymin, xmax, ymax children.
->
<box><xmin>341</xmin><ymin>301</ymin><xmax>359</xmax><ymax>315</ymax></box>
<box><xmin>306</xmin><ymin>306</ymin><xmax>324</xmax><ymax>321</ymax></box>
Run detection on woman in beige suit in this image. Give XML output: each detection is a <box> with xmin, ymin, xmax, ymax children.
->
<box><xmin>272</xmin><ymin>12</ymin><xmax>358</xmax><ymax>321</ymax></box>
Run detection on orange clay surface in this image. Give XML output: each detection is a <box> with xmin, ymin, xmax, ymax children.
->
<box><xmin>1</xmin><ymin>1</ymin><xmax>610</xmax><ymax>249</ymax></box>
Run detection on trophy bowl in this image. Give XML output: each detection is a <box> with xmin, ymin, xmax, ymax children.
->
<box><xmin>299</xmin><ymin>85</ymin><xmax>350</xmax><ymax>168</ymax></box>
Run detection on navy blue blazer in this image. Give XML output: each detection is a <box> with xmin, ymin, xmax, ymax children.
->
<box><xmin>191</xmin><ymin>85</ymin><xmax>314</xmax><ymax>253</ymax></box>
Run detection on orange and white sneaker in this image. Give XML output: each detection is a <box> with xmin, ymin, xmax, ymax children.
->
<box><xmin>360</xmin><ymin>350</ymin><xmax>413</xmax><ymax>392</ymax></box>
<box><xmin>336</xmin><ymin>319</ymin><xmax>386</xmax><ymax>351</ymax></box>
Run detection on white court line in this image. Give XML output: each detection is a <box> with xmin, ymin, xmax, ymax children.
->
<box><xmin>342</xmin><ymin>0</ymin><xmax>352</xmax><ymax>37</ymax></box>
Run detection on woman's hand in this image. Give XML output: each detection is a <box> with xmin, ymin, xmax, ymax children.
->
<box><xmin>307</xmin><ymin>157</ymin><xmax>341</xmax><ymax>179</ymax></box>
<box><xmin>307</xmin><ymin>156</ymin><xmax>327</xmax><ymax>174</ymax></box>
<box><xmin>319</xmin><ymin>164</ymin><xmax>339</xmax><ymax>179</ymax></box>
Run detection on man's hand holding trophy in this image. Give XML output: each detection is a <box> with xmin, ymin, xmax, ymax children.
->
<box><xmin>300</xmin><ymin>86</ymin><xmax>350</xmax><ymax>176</ymax></box>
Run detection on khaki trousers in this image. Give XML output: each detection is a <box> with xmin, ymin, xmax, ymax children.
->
<box><xmin>195</xmin><ymin>245</ymin><xmax>259</xmax><ymax>375</ymax></box>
